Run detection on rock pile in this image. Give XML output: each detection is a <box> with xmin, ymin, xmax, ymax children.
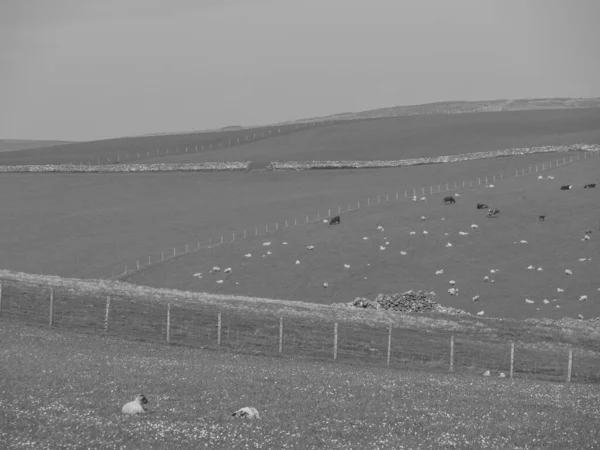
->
<box><xmin>333</xmin><ymin>290</ymin><xmax>470</xmax><ymax>316</ymax></box>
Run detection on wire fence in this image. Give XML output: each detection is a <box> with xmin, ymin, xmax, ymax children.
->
<box><xmin>67</xmin><ymin>119</ymin><xmax>355</xmax><ymax>167</ymax></box>
<box><xmin>110</xmin><ymin>149</ymin><xmax>600</xmax><ymax>280</ymax></box>
<box><xmin>1</xmin><ymin>279</ymin><xmax>599</xmax><ymax>384</ymax></box>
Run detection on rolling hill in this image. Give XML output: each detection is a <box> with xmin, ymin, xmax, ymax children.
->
<box><xmin>0</xmin><ymin>139</ymin><xmax>74</xmax><ymax>153</ymax></box>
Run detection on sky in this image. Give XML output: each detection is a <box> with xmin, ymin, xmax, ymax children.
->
<box><xmin>1</xmin><ymin>0</ymin><xmax>599</xmax><ymax>141</ymax></box>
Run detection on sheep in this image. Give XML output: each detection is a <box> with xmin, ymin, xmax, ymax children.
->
<box><xmin>488</xmin><ymin>184</ymin><xmax>495</xmax><ymax>188</ymax></box>
<box><xmin>483</xmin><ymin>370</ymin><xmax>491</xmax><ymax>377</ymax></box>
<box><xmin>547</xmin><ymin>175</ymin><xmax>554</xmax><ymax>179</ymax></box>
<box><xmin>578</xmin><ymin>314</ymin><xmax>584</xmax><ymax>320</ymax></box>
<box><xmin>579</xmin><ymin>295</ymin><xmax>588</xmax><ymax>302</ymax></box>
<box><xmin>306</xmin><ymin>245</ymin><xmax>314</xmax><ymax>250</ymax></box>
<box><xmin>262</xmin><ymin>242</ymin><xmax>271</xmax><ymax>247</ymax></box>
<box><xmin>385</xmin><ymin>241</ymin><xmax>391</xmax><ymax>246</ymax></box>
<box><xmin>420</xmin><ymin>216</ymin><xmax>426</xmax><ymax>222</ymax></box>
<box><xmin>582</xmin><ymin>235</ymin><xmax>591</xmax><ymax>241</ymax></box>
<box><xmin>477</xmin><ymin>311</ymin><xmax>484</xmax><ymax>316</ymax></box>
<box><xmin>445</xmin><ymin>243</ymin><xmax>453</xmax><ymax>248</ymax></box>
<box><xmin>409</xmin><ymin>231</ymin><xmax>416</xmax><ymax>236</ymax></box>
<box><xmin>537</xmin><ymin>267</ymin><xmax>543</xmax><ymax>271</ymax></box>
<box><xmin>538</xmin><ymin>175</ymin><xmax>544</xmax><ymax>180</ymax></box>
<box><xmin>400</xmin><ymin>251</ymin><xmax>407</xmax><ymax>255</ymax></box>
<box><xmin>472</xmin><ymin>295</ymin><xmax>480</xmax><ymax>302</ymax></box>
<box><xmin>380</xmin><ymin>245</ymin><xmax>386</xmax><ymax>251</ymax></box>
<box><xmin>420</xmin><ymin>196</ymin><xmax>427</xmax><ymax>202</ymax></box>
<box><xmin>232</xmin><ymin>407</ymin><xmax>260</xmax><ymax>420</ymax></box>
<box><xmin>211</xmin><ymin>266</ymin><xmax>221</xmax><ymax>273</ymax></box>
<box><xmin>224</xmin><ymin>268</ymin><xmax>232</xmax><ymax>273</ymax></box>
<box><xmin>557</xmin><ymin>288</ymin><xmax>564</xmax><ymax>292</ymax></box>
<box><xmin>193</xmin><ymin>272</ymin><xmax>202</xmax><ymax>278</ymax></box>
<box><xmin>344</xmin><ymin>264</ymin><xmax>351</xmax><ymax>269</ymax></box>
<box><xmin>122</xmin><ymin>395</ymin><xmax>148</xmax><ymax>415</ymax></box>
<box><xmin>458</xmin><ymin>231</ymin><xmax>469</xmax><ymax>236</ymax></box>
<box><xmin>543</xmin><ymin>299</ymin><xmax>550</xmax><ymax>304</ymax></box>
<box><xmin>490</xmin><ymin>269</ymin><xmax>497</xmax><ymax>274</ymax></box>
<box><xmin>422</xmin><ymin>230</ymin><xmax>428</xmax><ymax>235</ymax></box>
<box><xmin>525</xmin><ymin>298</ymin><xmax>534</xmax><ymax>304</ymax></box>
<box><xmin>484</xmin><ymin>276</ymin><xmax>490</xmax><ymax>282</ymax></box>
<box><xmin>244</xmin><ymin>253</ymin><xmax>252</xmax><ymax>258</ymax></box>
<box><xmin>412</xmin><ymin>196</ymin><xmax>418</xmax><ymax>202</ymax></box>
<box><xmin>295</xmin><ymin>260</ymin><xmax>300</xmax><ymax>265</ymax></box>
<box><xmin>565</xmin><ymin>269</ymin><xmax>573</xmax><ymax>275</ymax></box>
<box><xmin>377</xmin><ymin>225</ymin><xmax>384</xmax><ymax>231</ymax></box>
<box><xmin>363</xmin><ymin>236</ymin><xmax>369</xmax><ymax>240</ymax></box>
<box><xmin>323</xmin><ymin>282</ymin><xmax>329</xmax><ymax>288</ymax></box>
<box><xmin>448</xmin><ymin>288</ymin><xmax>459</xmax><ymax>296</ymax></box>
<box><xmin>499</xmin><ymin>372</ymin><xmax>507</xmax><ymax>378</ymax></box>
<box><xmin>471</xmin><ymin>224</ymin><xmax>479</xmax><ymax>229</ymax></box>
<box><xmin>266</xmin><ymin>251</ymin><xmax>272</xmax><ymax>255</ymax></box>
<box><xmin>539</xmin><ymin>215</ymin><xmax>546</xmax><ymax>221</ymax></box>
<box><xmin>435</xmin><ymin>269</ymin><xmax>444</xmax><ymax>275</ymax></box>
<box><xmin>216</xmin><ymin>280</ymin><xmax>224</xmax><ymax>284</ymax></box>
<box><xmin>282</xmin><ymin>242</ymin><xmax>288</xmax><ymax>245</ymax></box>
<box><xmin>520</xmin><ymin>240</ymin><xmax>528</xmax><ymax>244</ymax></box>
<box><xmin>527</xmin><ymin>265</ymin><xmax>534</xmax><ymax>270</ymax></box>
<box><xmin>449</xmin><ymin>280</ymin><xmax>456</xmax><ymax>286</ymax></box>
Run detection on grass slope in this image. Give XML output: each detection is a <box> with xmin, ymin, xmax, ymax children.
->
<box><xmin>151</xmin><ymin>109</ymin><xmax>600</xmax><ymax>165</ymax></box>
<box><xmin>0</xmin><ymin>152</ymin><xmax>572</xmax><ymax>279</ymax></box>
<box><xmin>1</xmin><ymin>320</ymin><xmax>599</xmax><ymax>449</ymax></box>
<box><xmin>0</xmin><ymin>139</ymin><xmax>73</xmax><ymax>153</ymax></box>
<box><xmin>126</xmin><ymin>155</ymin><xmax>600</xmax><ymax>321</ymax></box>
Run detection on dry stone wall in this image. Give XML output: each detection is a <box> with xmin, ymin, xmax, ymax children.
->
<box><xmin>0</xmin><ymin>162</ymin><xmax>251</xmax><ymax>173</ymax></box>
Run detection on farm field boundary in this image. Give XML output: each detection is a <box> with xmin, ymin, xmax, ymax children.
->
<box><xmin>110</xmin><ymin>145</ymin><xmax>600</xmax><ymax>280</ymax></box>
<box><xmin>1</xmin><ymin>270</ymin><xmax>599</xmax><ymax>384</ymax></box>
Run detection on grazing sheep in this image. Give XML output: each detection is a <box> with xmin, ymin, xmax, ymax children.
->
<box><xmin>557</xmin><ymin>288</ymin><xmax>564</xmax><ymax>292</ymax></box>
<box><xmin>537</xmin><ymin>267</ymin><xmax>543</xmax><ymax>271</ymax></box>
<box><xmin>385</xmin><ymin>241</ymin><xmax>391</xmax><ymax>246</ymax></box>
<box><xmin>579</xmin><ymin>295</ymin><xmax>588</xmax><ymax>302</ymax></box>
<box><xmin>435</xmin><ymin>269</ymin><xmax>444</xmax><ymax>275</ymax></box>
<box><xmin>216</xmin><ymin>280</ymin><xmax>224</xmax><ymax>284</ymax></box>
<box><xmin>477</xmin><ymin>311</ymin><xmax>484</xmax><ymax>316</ymax></box>
<box><xmin>122</xmin><ymin>395</ymin><xmax>148</xmax><ymax>415</ymax></box>
<box><xmin>329</xmin><ymin>215</ymin><xmax>341</xmax><ymax>225</ymax></box>
<box><xmin>232</xmin><ymin>407</ymin><xmax>260</xmax><ymax>420</ymax></box>
<box><xmin>193</xmin><ymin>272</ymin><xmax>202</xmax><ymax>278</ymax></box>
<box><xmin>263</xmin><ymin>242</ymin><xmax>271</xmax><ymax>247</ymax></box>
<box><xmin>483</xmin><ymin>370</ymin><xmax>491</xmax><ymax>377</ymax></box>
<box><xmin>538</xmin><ymin>175</ymin><xmax>544</xmax><ymax>180</ymax></box>
<box><xmin>448</xmin><ymin>288</ymin><xmax>459</xmax><ymax>296</ymax></box>
<box><xmin>244</xmin><ymin>253</ymin><xmax>252</xmax><ymax>258</ymax></box>
<box><xmin>295</xmin><ymin>260</ymin><xmax>300</xmax><ymax>265</ymax></box>
<box><xmin>443</xmin><ymin>196</ymin><xmax>456</xmax><ymax>204</ymax></box>
<box><xmin>490</xmin><ymin>269</ymin><xmax>497</xmax><ymax>274</ymax></box>
<box><xmin>306</xmin><ymin>245</ymin><xmax>315</xmax><ymax>250</ymax></box>
<box><xmin>445</xmin><ymin>243</ymin><xmax>453</xmax><ymax>248</ymax></box>
<box><xmin>422</xmin><ymin>230</ymin><xmax>428</xmax><ymax>235</ymax></box>
<box><xmin>380</xmin><ymin>245</ymin><xmax>386</xmax><ymax>251</ymax></box>
<box><xmin>400</xmin><ymin>251</ymin><xmax>407</xmax><ymax>255</ymax></box>
<box><xmin>344</xmin><ymin>264</ymin><xmax>350</xmax><ymax>269</ymax></box>
<box><xmin>471</xmin><ymin>224</ymin><xmax>479</xmax><ymax>229</ymax></box>
<box><xmin>282</xmin><ymin>242</ymin><xmax>288</xmax><ymax>245</ymax></box>
<box><xmin>323</xmin><ymin>282</ymin><xmax>329</xmax><ymax>288</ymax></box>
<box><xmin>527</xmin><ymin>265</ymin><xmax>534</xmax><ymax>270</ymax></box>
<box><xmin>582</xmin><ymin>235</ymin><xmax>591</xmax><ymax>241</ymax></box>
<box><xmin>547</xmin><ymin>175</ymin><xmax>554</xmax><ymax>180</ymax></box>
<box><xmin>420</xmin><ymin>196</ymin><xmax>427</xmax><ymax>202</ymax></box>
<box><xmin>525</xmin><ymin>298</ymin><xmax>534</xmax><ymax>304</ymax></box>
<box><xmin>579</xmin><ymin>258</ymin><xmax>588</xmax><ymax>262</ymax></box>
<box><xmin>212</xmin><ymin>266</ymin><xmax>221</xmax><ymax>273</ymax></box>
<box><xmin>499</xmin><ymin>372</ymin><xmax>506</xmax><ymax>378</ymax></box>
<box><xmin>449</xmin><ymin>280</ymin><xmax>456</xmax><ymax>286</ymax></box>
<box><xmin>520</xmin><ymin>240</ymin><xmax>528</xmax><ymax>244</ymax></box>
<box><xmin>455</xmin><ymin>193</ymin><xmax>460</xmax><ymax>197</ymax></box>
<box><xmin>224</xmin><ymin>268</ymin><xmax>232</xmax><ymax>273</ymax></box>
<box><xmin>472</xmin><ymin>295</ymin><xmax>480</xmax><ymax>302</ymax></box>
<box><xmin>565</xmin><ymin>269</ymin><xmax>573</xmax><ymax>275</ymax></box>
<box><xmin>488</xmin><ymin>184</ymin><xmax>495</xmax><ymax>188</ymax></box>
<box><xmin>578</xmin><ymin>314</ymin><xmax>584</xmax><ymax>320</ymax></box>
<box><xmin>412</xmin><ymin>196</ymin><xmax>418</xmax><ymax>202</ymax></box>
<box><xmin>458</xmin><ymin>231</ymin><xmax>469</xmax><ymax>236</ymax></box>
<box><xmin>377</xmin><ymin>226</ymin><xmax>384</xmax><ymax>232</ymax></box>
<box><xmin>266</xmin><ymin>251</ymin><xmax>272</xmax><ymax>255</ymax></box>
<box><xmin>420</xmin><ymin>216</ymin><xmax>426</xmax><ymax>222</ymax></box>
<box><xmin>409</xmin><ymin>231</ymin><xmax>416</xmax><ymax>235</ymax></box>
<box><xmin>484</xmin><ymin>276</ymin><xmax>490</xmax><ymax>282</ymax></box>
<box><xmin>543</xmin><ymin>299</ymin><xmax>550</xmax><ymax>304</ymax></box>
<box><xmin>363</xmin><ymin>236</ymin><xmax>369</xmax><ymax>240</ymax></box>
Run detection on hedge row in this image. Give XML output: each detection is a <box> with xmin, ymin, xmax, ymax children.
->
<box><xmin>0</xmin><ymin>161</ymin><xmax>251</xmax><ymax>173</ymax></box>
<box><xmin>267</xmin><ymin>144</ymin><xmax>600</xmax><ymax>171</ymax></box>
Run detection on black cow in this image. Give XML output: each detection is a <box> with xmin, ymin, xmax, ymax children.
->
<box><xmin>560</xmin><ymin>185</ymin><xmax>572</xmax><ymax>190</ymax></box>
<box><xmin>477</xmin><ymin>203</ymin><xmax>489</xmax><ymax>210</ymax></box>
<box><xmin>329</xmin><ymin>215</ymin><xmax>341</xmax><ymax>226</ymax></box>
<box><xmin>539</xmin><ymin>215</ymin><xmax>546</xmax><ymax>221</ymax></box>
<box><xmin>443</xmin><ymin>196</ymin><xmax>456</xmax><ymax>204</ymax></box>
<box><xmin>584</xmin><ymin>183</ymin><xmax>596</xmax><ymax>189</ymax></box>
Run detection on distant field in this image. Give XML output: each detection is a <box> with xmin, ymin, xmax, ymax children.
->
<box><xmin>0</xmin><ymin>152</ymin><xmax>575</xmax><ymax>279</ymax></box>
<box><xmin>125</xmin><ymin>156</ymin><xmax>600</xmax><ymax>321</ymax></box>
<box><xmin>0</xmin><ymin>139</ymin><xmax>73</xmax><ymax>153</ymax></box>
<box><xmin>2</xmin><ymin>321</ymin><xmax>599</xmax><ymax>449</ymax></box>
<box><xmin>151</xmin><ymin>109</ymin><xmax>600</xmax><ymax>165</ymax></box>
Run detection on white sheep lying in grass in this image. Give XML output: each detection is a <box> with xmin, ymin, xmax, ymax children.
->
<box><xmin>122</xmin><ymin>394</ymin><xmax>148</xmax><ymax>415</ymax></box>
<box><xmin>224</xmin><ymin>268</ymin><xmax>232</xmax><ymax>273</ymax></box>
<box><xmin>477</xmin><ymin>311</ymin><xmax>484</xmax><ymax>316</ymax></box>
<box><xmin>435</xmin><ymin>269</ymin><xmax>444</xmax><ymax>275</ymax></box>
<box><xmin>244</xmin><ymin>253</ymin><xmax>252</xmax><ymax>258</ymax></box>
<box><xmin>471</xmin><ymin>224</ymin><xmax>479</xmax><ymax>230</ymax></box>
<box><xmin>565</xmin><ymin>269</ymin><xmax>573</xmax><ymax>275</ymax></box>
<box><xmin>579</xmin><ymin>295</ymin><xmax>588</xmax><ymax>302</ymax></box>
<box><xmin>306</xmin><ymin>245</ymin><xmax>314</xmax><ymax>250</ymax></box>
<box><xmin>377</xmin><ymin>226</ymin><xmax>384</xmax><ymax>231</ymax></box>
<box><xmin>263</xmin><ymin>242</ymin><xmax>271</xmax><ymax>247</ymax></box>
<box><xmin>232</xmin><ymin>407</ymin><xmax>260</xmax><ymax>419</ymax></box>
<box><xmin>448</xmin><ymin>280</ymin><xmax>456</xmax><ymax>286</ymax></box>
<box><xmin>211</xmin><ymin>266</ymin><xmax>221</xmax><ymax>273</ymax></box>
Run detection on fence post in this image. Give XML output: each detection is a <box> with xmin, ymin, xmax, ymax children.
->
<box><xmin>49</xmin><ymin>288</ymin><xmax>54</xmax><ymax>327</ymax></box>
<box><xmin>333</xmin><ymin>322</ymin><xmax>338</xmax><ymax>360</ymax></box>
<box><xmin>279</xmin><ymin>316</ymin><xmax>283</xmax><ymax>353</ymax></box>
<box><xmin>510</xmin><ymin>341</ymin><xmax>514</xmax><ymax>379</ymax></box>
<box><xmin>104</xmin><ymin>296</ymin><xmax>110</xmax><ymax>333</ymax></box>
<box><xmin>0</xmin><ymin>282</ymin><xmax>2</xmax><ymax>317</ymax></box>
<box><xmin>217</xmin><ymin>312</ymin><xmax>222</xmax><ymax>346</ymax></box>
<box><xmin>148</xmin><ymin>256</ymin><xmax>151</xmax><ymax>265</ymax></box>
<box><xmin>166</xmin><ymin>303</ymin><xmax>171</xmax><ymax>344</ymax></box>
<box><xmin>185</xmin><ymin>244</ymin><xmax>189</xmax><ymax>253</ymax></box>
<box><xmin>161</xmin><ymin>252</ymin><xmax>164</xmax><ymax>261</ymax></box>
<box><xmin>136</xmin><ymin>260</ymin><xmax>140</xmax><ymax>270</ymax></box>
<box><xmin>567</xmin><ymin>348</ymin><xmax>573</xmax><ymax>383</ymax></box>
<box><xmin>328</xmin><ymin>208</ymin><xmax>331</xmax><ymax>217</ymax></box>
<box><xmin>450</xmin><ymin>336</ymin><xmax>454</xmax><ymax>372</ymax></box>
<box><xmin>338</xmin><ymin>206</ymin><xmax>341</xmax><ymax>214</ymax></box>
<box><xmin>221</xmin><ymin>236</ymin><xmax>224</xmax><ymax>244</ymax></box>
<box><xmin>387</xmin><ymin>324</ymin><xmax>392</xmax><ymax>368</ymax></box>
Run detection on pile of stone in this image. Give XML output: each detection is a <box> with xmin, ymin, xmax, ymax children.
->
<box><xmin>333</xmin><ymin>290</ymin><xmax>469</xmax><ymax>315</ymax></box>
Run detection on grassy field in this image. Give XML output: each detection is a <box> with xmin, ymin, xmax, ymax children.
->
<box><xmin>124</xmin><ymin>154</ymin><xmax>600</xmax><ymax>321</ymax></box>
<box><xmin>1</xmin><ymin>320</ymin><xmax>599</xmax><ymax>449</ymax></box>
<box><xmin>150</xmin><ymin>109</ymin><xmax>600</xmax><ymax>165</ymax></box>
<box><xmin>0</xmin><ymin>139</ymin><xmax>74</xmax><ymax>153</ymax></box>
<box><xmin>0</xmin><ymin>151</ymin><xmax>579</xmax><ymax>279</ymax></box>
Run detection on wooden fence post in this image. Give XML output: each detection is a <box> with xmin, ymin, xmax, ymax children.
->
<box><xmin>0</xmin><ymin>282</ymin><xmax>2</xmax><ymax>317</ymax></box>
<box><xmin>567</xmin><ymin>348</ymin><xmax>573</xmax><ymax>383</ymax></box>
<box><xmin>387</xmin><ymin>324</ymin><xmax>392</xmax><ymax>368</ymax></box>
<box><xmin>104</xmin><ymin>296</ymin><xmax>110</xmax><ymax>333</ymax></box>
<box><xmin>510</xmin><ymin>341</ymin><xmax>515</xmax><ymax>379</ymax></box>
<box><xmin>450</xmin><ymin>336</ymin><xmax>454</xmax><ymax>372</ymax></box>
<box><xmin>217</xmin><ymin>312</ymin><xmax>222</xmax><ymax>346</ymax></box>
<box><xmin>49</xmin><ymin>288</ymin><xmax>54</xmax><ymax>327</ymax></box>
<box><xmin>333</xmin><ymin>322</ymin><xmax>338</xmax><ymax>360</ymax></box>
<box><xmin>279</xmin><ymin>316</ymin><xmax>283</xmax><ymax>353</ymax></box>
<box><xmin>166</xmin><ymin>303</ymin><xmax>171</xmax><ymax>344</ymax></box>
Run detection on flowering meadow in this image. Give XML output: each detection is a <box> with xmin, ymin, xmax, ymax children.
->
<box><xmin>1</xmin><ymin>320</ymin><xmax>599</xmax><ymax>449</ymax></box>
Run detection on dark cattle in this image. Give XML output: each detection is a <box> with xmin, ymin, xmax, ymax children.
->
<box><xmin>539</xmin><ymin>215</ymin><xmax>545</xmax><ymax>221</ymax></box>
<box><xmin>584</xmin><ymin>183</ymin><xmax>596</xmax><ymax>189</ymax></box>
<box><xmin>443</xmin><ymin>196</ymin><xmax>456</xmax><ymax>204</ymax></box>
<box><xmin>329</xmin><ymin>215</ymin><xmax>341</xmax><ymax>226</ymax></box>
<box><xmin>560</xmin><ymin>185</ymin><xmax>572</xmax><ymax>190</ymax></box>
<box><xmin>477</xmin><ymin>203</ymin><xmax>489</xmax><ymax>210</ymax></box>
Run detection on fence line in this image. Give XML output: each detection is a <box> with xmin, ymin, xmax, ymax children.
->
<box><xmin>110</xmin><ymin>149</ymin><xmax>599</xmax><ymax>280</ymax></box>
<box><xmin>1</xmin><ymin>278</ymin><xmax>598</xmax><ymax>384</ymax></box>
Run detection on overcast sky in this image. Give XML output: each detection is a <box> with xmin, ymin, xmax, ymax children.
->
<box><xmin>1</xmin><ymin>0</ymin><xmax>599</xmax><ymax>141</ymax></box>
